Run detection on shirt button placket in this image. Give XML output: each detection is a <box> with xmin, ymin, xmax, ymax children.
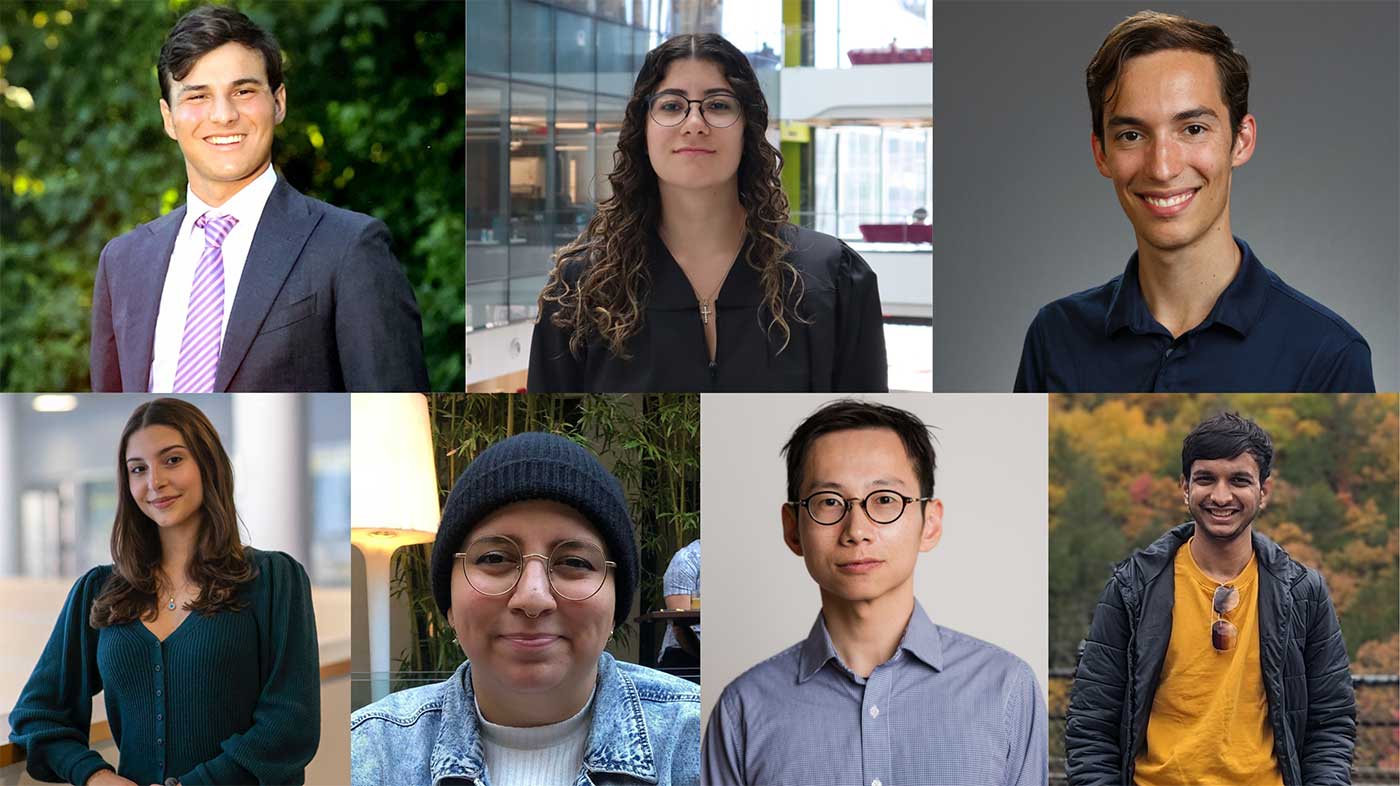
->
<box><xmin>155</xmin><ymin>643</ymin><xmax>168</xmax><ymax>778</ymax></box>
<box><xmin>861</xmin><ymin>668</ymin><xmax>891</xmax><ymax>786</ymax></box>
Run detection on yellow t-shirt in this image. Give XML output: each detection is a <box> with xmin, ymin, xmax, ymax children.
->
<box><xmin>1134</xmin><ymin>539</ymin><xmax>1282</xmax><ymax>786</ymax></box>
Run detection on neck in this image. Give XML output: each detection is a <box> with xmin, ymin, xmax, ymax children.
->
<box><xmin>473</xmin><ymin>661</ymin><xmax>598</xmax><ymax>727</ymax></box>
<box><xmin>657</xmin><ymin>180</ymin><xmax>747</xmax><ymax>266</ymax></box>
<box><xmin>818</xmin><ymin>586</ymin><xmax>915</xmax><ymax>679</ymax></box>
<box><xmin>1188</xmin><ymin>525</ymin><xmax>1254</xmax><ymax>583</ymax></box>
<box><xmin>157</xmin><ymin>519</ymin><xmax>201</xmax><ymax>587</ymax></box>
<box><xmin>1135</xmin><ymin>223</ymin><xmax>1240</xmax><ymax>338</ymax></box>
<box><xmin>189</xmin><ymin>159</ymin><xmax>270</xmax><ymax>208</ymax></box>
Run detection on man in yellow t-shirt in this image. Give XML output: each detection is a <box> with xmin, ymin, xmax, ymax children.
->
<box><xmin>1065</xmin><ymin>412</ymin><xmax>1357</xmax><ymax>786</ymax></box>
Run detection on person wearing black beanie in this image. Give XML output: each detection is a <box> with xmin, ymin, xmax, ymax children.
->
<box><xmin>351</xmin><ymin>431</ymin><xmax>700</xmax><ymax>786</ymax></box>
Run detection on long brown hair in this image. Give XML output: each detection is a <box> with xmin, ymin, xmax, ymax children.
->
<box><xmin>538</xmin><ymin>33</ymin><xmax>802</xmax><ymax>359</ymax></box>
<box><xmin>90</xmin><ymin>398</ymin><xmax>256</xmax><ymax>628</ymax></box>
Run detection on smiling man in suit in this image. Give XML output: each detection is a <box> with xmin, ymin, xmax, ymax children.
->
<box><xmin>90</xmin><ymin>5</ymin><xmax>429</xmax><ymax>392</ymax></box>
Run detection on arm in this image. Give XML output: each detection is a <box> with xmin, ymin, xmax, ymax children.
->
<box><xmin>833</xmin><ymin>244</ymin><xmax>888</xmax><ymax>392</ymax></box>
<box><xmin>1316</xmin><ymin>339</ymin><xmax>1375</xmax><ymax>393</ymax></box>
<box><xmin>527</xmin><ymin>298</ymin><xmax>586</xmax><ymax>393</ymax></box>
<box><xmin>700</xmin><ymin>689</ymin><xmax>746</xmax><ymax>786</ymax></box>
<box><xmin>174</xmin><ymin>553</ymin><xmax>320</xmax><ymax>785</ymax></box>
<box><xmin>1004</xmin><ymin>661</ymin><xmax>1048</xmax><ymax>786</ymax></box>
<box><xmin>90</xmin><ymin>242</ymin><xmax>123</xmax><ymax>391</ymax></box>
<box><xmin>663</xmin><ymin>546</ymin><xmax>701</xmax><ymax>653</ymax></box>
<box><xmin>334</xmin><ymin>218</ymin><xmax>430</xmax><ymax>391</ymax></box>
<box><xmin>1063</xmin><ymin>576</ymin><xmax>1130</xmax><ymax>786</ymax></box>
<box><xmin>1013</xmin><ymin>313</ymin><xmax>1046</xmax><ymax>393</ymax></box>
<box><xmin>7</xmin><ymin>568</ymin><xmax>114</xmax><ymax>786</ymax></box>
<box><xmin>1298</xmin><ymin>574</ymin><xmax>1357</xmax><ymax>785</ymax></box>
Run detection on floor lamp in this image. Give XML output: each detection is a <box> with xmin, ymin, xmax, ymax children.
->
<box><xmin>350</xmin><ymin>393</ymin><xmax>440</xmax><ymax>703</ymax></box>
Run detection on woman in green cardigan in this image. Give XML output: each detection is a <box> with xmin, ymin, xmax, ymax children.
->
<box><xmin>8</xmin><ymin>398</ymin><xmax>321</xmax><ymax>785</ymax></box>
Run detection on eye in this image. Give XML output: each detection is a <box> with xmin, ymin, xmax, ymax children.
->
<box><xmin>1185</xmin><ymin>124</ymin><xmax>1207</xmax><ymax>135</ymax></box>
<box><xmin>185</xmin><ymin>94</ymin><xmax>209</xmax><ymax>103</ymax></box>
<box><xmin>128</xmin><ymin>465</ymin><xmax>147</xmax><ymax>476</ymax></box>
<box><xmin>657</xmin><ymin>98</ymin><xmax>684</xmax><ymax>112</ymax></box>
<box><xmin>474</xmin><ymin>551</ymin><xmax>516</xmax><ymax>566</ymax></box>
<box><xmin>165</xmin><ymin>455</ymin><xmax>183</xmax><ymax>466</ymax></box>
<box><xmin>704</xmin><ymin>97</ymin><xmax>734</xmax><ymax>111</ymax></box>
<box><xmin>556</xmin><ymin>555</ymin><xmax>597</xmax><ymax>571</ymax></box>
<box><xmin>872</xmin><ymin>493</ymin><xmax>899</xmax><ymax>505</ymax></box>
<box><xmin>1117</xmin><ymin>130</ymin><xmax>1142</xmax><ymax>143</ymax></box>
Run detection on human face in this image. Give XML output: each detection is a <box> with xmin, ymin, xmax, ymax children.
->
<box><xmin>644</xmin><ymin>58</ymin><xmax>745</xmax><ymax>194</ymax></box>
<box><xmin>1181</xmin><ymin>452</ymin><xmax>1271</xmax><ymax>543</ymax></box>
<box><xmin>1091</xmin><ymin>49</ymin><xmax>1255</xmax><ymax>256</ymax></box>
<box><xmin>159</xmin><ymin>42</ymin><xmax>285</xmax><ymax>207</ymax></box>
<box><xmin>449</xmin><ymin>500</ymin><xmax>615</xmax><ymax>707</ymax></box>
<box><xmin>782</xmin><ymin>428</ymin><xmax>942</xmax><ymax>607</ymax></box>
<box><xmin>125</xmin><ymin>424</ymin><xmax>205</xmax><ymax>531</ymax></box>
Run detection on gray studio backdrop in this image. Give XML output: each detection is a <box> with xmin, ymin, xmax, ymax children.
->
<box><xmin>933</xmin><ymin>1</ymin><xmax>1399</xmax><ymax>391</ymax></box>
<box><xmin>698</xmin><ymin>393</ymin><xmax>1049</xmax><ymax>727</ymax></box>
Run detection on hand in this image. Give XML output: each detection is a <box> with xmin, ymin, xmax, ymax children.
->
<box><xmin>84</xmin><ymin>770</ymin><xmax>140</xmax><ymax>786</ymax></box>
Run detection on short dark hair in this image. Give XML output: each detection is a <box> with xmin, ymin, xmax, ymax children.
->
<box><xmin>1086</xmin><ymin>10</ymin><xmax>1249</xmax><ymax>150</ymax></box>
<box><xmin>781</xmin><ymin>400</ymin><xmax>937</xmax><ymax>501</ymax></box>
<box><xmin>158</xmin><ymin>5</ymin><xmax>283</xmax><ymax>105</ymax></box>
<box><xmin>1181</xmin><ymin>411</ymin><xmax>1273</xmax><ymax>482</ymax></box>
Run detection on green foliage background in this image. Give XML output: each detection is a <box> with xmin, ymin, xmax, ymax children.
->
<box><xmin>1</xmin><ymin>0</ymin><xmax>465</xmax><ymax>391</ymax></box>
<box><xmin>1047</xmin><ymin>393</ymin><xmax>1400</xmax><ymax>774</ymax></box>
<box><xmin>391</xmin><ymin>393</ymin><xmax>701</xmax><ymax>683</ymax></box>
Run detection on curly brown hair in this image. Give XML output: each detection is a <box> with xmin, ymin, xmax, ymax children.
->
<box><xmin>90</xmin><ymin>398</ymin><xmax>256</xmax><ymax>628</ymax></box>
<box><xmin>538</xmin><ymin>33</ymin><xmax>802</xmax><ymax>359</ymax></box>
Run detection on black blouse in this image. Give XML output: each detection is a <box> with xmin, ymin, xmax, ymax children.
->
<box><xmin>527</xmin><ymin>226</ymin><xmax>888</xmax><ymax>392</ymax></box>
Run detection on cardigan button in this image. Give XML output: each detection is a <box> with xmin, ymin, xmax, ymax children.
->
<box><xmin>155</xmin><ymin>665</ymin><xmax>162</xmax><ymax>672</ymax></box>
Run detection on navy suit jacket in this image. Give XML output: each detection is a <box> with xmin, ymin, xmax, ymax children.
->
<box><xmin>90</xmin><ymin>178</ymin><xmax>429</xmax><ymax>391</ymax></box>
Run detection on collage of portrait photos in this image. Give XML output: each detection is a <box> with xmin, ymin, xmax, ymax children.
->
<box><xmin>0</xmin><ymin>1</ymin><xmax>1396</xmax><ymax>785</ymax></box>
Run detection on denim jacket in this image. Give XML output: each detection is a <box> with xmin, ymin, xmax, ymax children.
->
<box><xmin>351</xmin><ymin>652</ymin><xmax>700</xmax><ymax>786</ymax></box>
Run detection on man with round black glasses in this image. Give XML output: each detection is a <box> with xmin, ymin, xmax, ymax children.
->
<box><xmin>702</xmin><ymin>399</ymin><xmax>1046</xmax><ymax>786</ymax></box>
<box><xmin>1065</xmin><ymin>412</ymin><xmax>1356</xmax><ymax>786</ymax></box>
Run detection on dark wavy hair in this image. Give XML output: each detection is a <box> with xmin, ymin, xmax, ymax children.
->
<box><xmin>90</xmin><ymin>398</ymin><xmax>256</xmax><ymax>628</ymax></box>
<box><xmin>158</xmin><ymin>5</ymin><xmax>284</xmax><ymax>105</ymax></box>
<box><xmin>538</xmin><ymin>33</ymin><xmax>800</xmax><ymax>358</ymax></box>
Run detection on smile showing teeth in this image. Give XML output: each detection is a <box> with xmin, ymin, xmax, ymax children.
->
<box><xmin>1142</xmin><ymin>191</ymin><xmax>1194</xmax><ymax>207</ymax></box>
<box><xmin>206</xmin><ymin>135</ymin><xmax>245</xmax><ymax>145</ymax></box>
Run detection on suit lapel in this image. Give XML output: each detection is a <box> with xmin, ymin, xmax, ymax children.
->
<box><xmin>126</xmin><ymin>207</ymin><xmax>185</xmax><ymax>391</ymax></box>
<box><xmin>215</xmin><ymin>179</ymin><xmax>320</xmax><ymax>390</ymax></box>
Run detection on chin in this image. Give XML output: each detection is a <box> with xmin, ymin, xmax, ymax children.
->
<box><xmin>1195</xmin><ymin>518</ymin><xmax>1252</xmax><ymax>542</ymax></box>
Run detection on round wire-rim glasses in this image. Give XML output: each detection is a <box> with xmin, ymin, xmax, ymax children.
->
<box><xmin>646</xmin><ymin>92</ymin><xmax>743</xmax><ymax>128</ymax></box>
<box><xmin>454</xmin><ymin>535</ymin><xmax>616</xmax><ymax>601</ymax></box>
<box><xmin>788</xmin><ymin>489</ymin><xmax>932</xmax><ymax>526</ymax></box>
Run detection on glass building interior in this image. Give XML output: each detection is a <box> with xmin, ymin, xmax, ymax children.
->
<box><xmin>466</xmin><ymin>0</ymin><xmax>933</xmax><ymax>390</ymax></box>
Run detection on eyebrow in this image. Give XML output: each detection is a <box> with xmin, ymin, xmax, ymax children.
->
<box><xmin>806</xmin><ymin>478</ymin><xmax>908</xmax><ymax>493</ymax></box>
<box><xmin>654</xmin><ymin>87</ymin><xmax>736</xmax><ymax>98</ymax></box>
<box><xmin>178</xmin><ymin>77</ymin><xmax>265</xmax><ymax>96</ymax></box>
<box><xmin>125</xmin><ymin>444</ymin><xmax>188</xmax><ymax>463</ymax></box>
<box><xmin>1106</xmin><ymin>106</ymin><xmax>1220</xmax><ymax>129</ymax></box>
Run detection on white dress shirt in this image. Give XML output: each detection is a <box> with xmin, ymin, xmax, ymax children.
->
<box><xmin>148</xmin><ymin>165</ymin><xmax>278</xmax><ymax>392</ymax></box>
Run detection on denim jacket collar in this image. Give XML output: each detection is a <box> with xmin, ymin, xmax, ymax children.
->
<box><xmin>429</xmin><ymin>651</ymin><xmax>659</xmax><ymax>786</ymax></box>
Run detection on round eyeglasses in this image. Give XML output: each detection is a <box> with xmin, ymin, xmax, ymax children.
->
<box><xmin>788</xmin><ymin>489</ymin><xmax>932</xmax><ymax>526</ymax></box>
<box><xmin>647</xmin><ymin>93</ymin><xmax>743</xmax><ymax>128</ymax></box>
<box><xmin>455</xmin><ymin>536</ymin><xmax>616</xmax><ymax>601</ymax></box>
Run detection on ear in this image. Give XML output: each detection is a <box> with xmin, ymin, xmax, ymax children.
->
<box><xmin>160</xmin><ymin>98</ymin><xmax>177</xmax><ymax>142</ymax></box>
<box><xmin>1230</xmin><ymin>113</ymin><xmax>1256</xmax><ymax>167</ymax></box>
<box><xmin>273</xmin><ymin>83</ymin><xmax>287</xmax><ymax>125</ymax></box>
<box><xmin>1259</xmin><ymin>475</ymin><xmax>1272</xmax><ymax>509</ymax></box>
<box><xmin>1179</xmin><ymin>474</ymin><xmax>1189</xmax><ymax>502</ymax></box>
<box><xmin>781</xmin><ymin>502</ymin><xmax>804</xmax><ymax>557</ymax></box>
<box><xmin>917</xmin><ymin>498</ymin><xmax>943</xmax><ymax>553</ymax></box>
<box><xmin>1091</xmin><ymin>132</ymin><xmax>1112</xmax><ymax>178</ymax></box>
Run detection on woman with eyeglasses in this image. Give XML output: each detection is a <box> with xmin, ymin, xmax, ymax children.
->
<box><xmin>350</xmin><ymin>432</ymin><xmax>700</xmax><ymax>786</ymax></box>
<box><xmin>528</xmin><ymin>33</ymin><xmax>889</xmax><ymax>393</ymax></box>
<box><xmin>8</xmin><ymin>398</ymin><xmax>320</xmax><ymax>786</ymax></box>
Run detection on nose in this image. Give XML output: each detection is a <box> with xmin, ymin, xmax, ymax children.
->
<box><xmin>1207</xmin><ymin>481</ymin><xmax>1233</xmax><ymax>505</ymax></box>
<box><xmin>209</xmin><ymin>91</ymin><xmax>239</xmax><ymax>125</ymax></box>
<box><xmin>146</xmin><ymin>465</ymin><xmax>167</xmax><ymax>495</ymax></box>
<box><xmin>838</xmin><ymin>500</ymin><xmax>876</xmax><ymax>545</ymax></box>
<box><xmin>680</xmin><ymin>102</ymin><xmax>710</xmax><ymax>135</ymax></box>
<box><xmin>1147</xmin><ymin>135</ymin><xmax>1183</xmax><ymax>182</ymax></box>
<box><xmin>507</xmin><ymin>556</ymin><xmax>557</xmax><ymax>618</ymax></box>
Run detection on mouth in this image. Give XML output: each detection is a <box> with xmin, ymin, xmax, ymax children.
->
<box><xmin>674</xmin><ymin>147</ymin><xmax>716</xmax><ymax>156</ymax></box>
<box><xmin>1201</xmin><ymin>506</ymin><xmax>1240</xmax><ymax>523</ymax></box>
<box><xmin>836</xmin><ymin>558</ymin><xmax>884</xmax><ymax>574</ymax></box>
<box><xmin>149</xmin><ymin>495</ymin><xmax>180</xmax><ymax>510</ymax></box>
<box><xmin>204</xmin><ymin>134</ymin><xmax>247</xmax><ymax>148</ymax></box>
<box><xmin>1136</xmin><ymin>187</ymin><xmax>1199</xmax><ymax>217</ymax></box>
<box><xmin>501</xmin><ymin>634</ymin><xmax>562</xmax><ymax>649</ymax></box>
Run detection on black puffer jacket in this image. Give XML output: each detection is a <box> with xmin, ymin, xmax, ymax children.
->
<box><xmin>1065</xmin><ymin>523</ymin><xmax>1356</xmax><ymax>786</ymax></box>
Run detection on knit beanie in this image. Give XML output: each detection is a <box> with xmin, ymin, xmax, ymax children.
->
<box><xmin>430</xmin><ymin>432</ymin><xmax>638</xmax><ymax>627</ymax></box>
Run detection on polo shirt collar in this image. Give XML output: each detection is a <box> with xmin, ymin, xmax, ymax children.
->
<box><xmin>796</xmin><ymin>599</ymin><xmax>946</xmax><ymax>682</ymax></box>
<box><xmin>1104</xmin><ymin>236</ymin><xmax>1266</xmax><ymax>338</ymax></box>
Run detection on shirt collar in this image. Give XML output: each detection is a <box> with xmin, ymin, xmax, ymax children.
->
<box><xmin>430</xmin><ymin>652</ymin><xmax>659</xmax><ymax>784</ymax></box>
<box><xmin>180</xmin><ymin>165</ymin><xmax>279</xmax><ymax>236</ymax></box>
<box><xmin>1104</xmin><ymin>236</ymin><xmax>1266</xmax><ymax>338</ymax></box>
<box><xmin>796</xmin><ymin>599</ymin><xmax>945</xmax><ymax>683</ymax></box>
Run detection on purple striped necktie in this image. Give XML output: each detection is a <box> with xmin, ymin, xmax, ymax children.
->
<box><xmin>171</xmin><ymin>212</ymin><xmax>238</xmax><ymax>393</ymax></box>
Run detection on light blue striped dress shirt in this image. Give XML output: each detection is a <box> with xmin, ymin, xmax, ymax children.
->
<box><xmin>702</xmin><ymin>600</ymin><xmax>1047</xmax><ymax>786</ymax></box>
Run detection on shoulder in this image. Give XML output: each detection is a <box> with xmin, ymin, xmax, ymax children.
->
<box><xmin>1111</xmin><ymin>523</ymin><xmax>1192</xmax><ymax>592</ymax></box>
<box><xmin>73</xmin><ymin>564</ymin><xmax>116</xmax><ymax>598</ymax></box>
<box><xmin>934</xmin><ymin>625</ymin><xmax>1038</xmax><ymax>689</ymax></box>
<box><xmin>780</xmin><ymin>226</ymin><xmax>873</xmax><ymax>289</ymax></box>
<box><xmin>101</xmin><ymin>209</ymin><xmax>184</xmax><ymax>259</ymax></box>
<box><xmin>1256</xmin><ymin>263</ymin><xmax>1367</xmax><ymax>345</ymax></box>
<box><xmin>616</xmin><ymin>661</ymin><xmax>701</xmax><ymax>704</ymax></box>
<box><xmin>1254</xmin><ymin>531</ymin><xmax>1329</xmax><ymax>600</ymax></box>
<box><xmin>284</xmin><ymin>184</ymin><xmax>383</xmax><ymax>235</ymax></box>
<box><xmin>1030</xmin><ymin>275</ymin><xmax>1121</xmax><ymax>332</ymax></box>
<box><xmin>714</xmin><ymin>642</ymin><xmax>803</xmax><ymax>710</ymax></box>
<box><xmin>240</xmin><ymin>547</ymin><xmax>311</xmax><ymax>594</ymax></box>
<box><xmin>351</xmin><ymin>677</ymin><xmax>451</xmax><ymax>731</ymax></box>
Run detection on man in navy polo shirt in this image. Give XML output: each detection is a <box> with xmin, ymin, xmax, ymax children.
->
<box><xmin>1014</xmin><ymin>10</ymin><xmax>1374</xmax><ymax>393</ymax></box>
